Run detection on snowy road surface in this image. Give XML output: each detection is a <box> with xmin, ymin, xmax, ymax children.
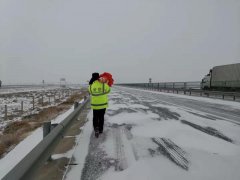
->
<box><xmin>65</xmin><ymin>87</ymin><xmax>240</xmax><ymax>180</ymax></box>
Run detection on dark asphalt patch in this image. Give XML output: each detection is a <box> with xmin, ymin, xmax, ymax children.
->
<box><xmin>119</xmin><ymin>87</ymin><xmax>240</xmax><ymax>123</ymax></box>
<box><xmin>107</xmin><ymin>108</ymin><xmax>137</xmax><ymax>116</ymax></box>
<box><xmin>107</xmin><ymin>123</ymin><xmax>133</xmax><ymax>129</ymax></box>
<box><xmin>181</xmin><ymin>120</ymin><xmax>233</xmax><ymax>143</ymax></box>
<box><xmin>148</xmin><ymin>105</ymin><xmax>181</xmax><ymax>120</ymax></box>
<box><xmin>112</xmin><ymin>89</ymin><xmax>181</xmax><ymax>120</ymax></box>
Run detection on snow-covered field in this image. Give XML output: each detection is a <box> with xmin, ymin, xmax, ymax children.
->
<box><xmin>66</xmin><ymin>87</ymin><xmax>240</xmax><ymax>180</ymax></box>
<box><xmin>0</xmin><ymin>85</ymin><xmax>81</xmax><ymax>133</ymax></box>
<box><xmin>0</xmin><ymin>85</ymin><xmax>58</xmax><ymax>95</ymax></box>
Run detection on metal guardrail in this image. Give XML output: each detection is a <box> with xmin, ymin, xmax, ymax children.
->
<box><xmin>118</xmin><ymin>83</ymin><xmax>240</xmax><ymax>101</ymax></box>
<box><xmin>2</xmin><ymin>96</ymin><xmax>90</xmax><ymax>180</ymax></box>
<box><xmin>120</xmin><ymin>82</ymin><xmax>201</xmax><ymax>90</ymax></box>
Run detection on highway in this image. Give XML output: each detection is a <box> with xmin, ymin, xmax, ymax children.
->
<box><xmin>65</xmin><ymin>86</ymin><xmax>240</xmax><ymax>180</ymax></box>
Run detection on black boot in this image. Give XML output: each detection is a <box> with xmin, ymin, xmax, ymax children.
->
<box><xmin>95</xmin><ymin>128</ymin><xmax>99</xmax><ymax>138</ymax></box>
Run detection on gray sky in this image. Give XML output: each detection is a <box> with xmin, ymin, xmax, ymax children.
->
<box><xmin>0</xmin><ymin>0</ymin><xmax>239</xmax><ymax>84</ymax></box>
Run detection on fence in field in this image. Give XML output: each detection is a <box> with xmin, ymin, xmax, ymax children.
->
<box><xmin>0</xmin><ymin>88</ymin><xmax>81</xmax><ymax>121</ymax></box>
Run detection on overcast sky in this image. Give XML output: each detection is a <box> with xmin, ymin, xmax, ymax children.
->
<box><xmin>0</xmin><ymin>0</ymin><xmax>239</xmax><ymax>84</ymax></box>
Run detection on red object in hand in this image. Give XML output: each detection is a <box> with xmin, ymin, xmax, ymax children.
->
<box><xmin>100</xmin><ymin>72</ymin><xmax>114</xmax><ymax>87</ymax></box>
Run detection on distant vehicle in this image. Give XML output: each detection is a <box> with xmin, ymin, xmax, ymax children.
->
<box><xmin>201</xmin><ymin>63</ymin><xmax>240</xmax><ymax>91</ymax></box>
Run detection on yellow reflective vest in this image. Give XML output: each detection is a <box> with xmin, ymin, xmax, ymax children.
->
<box><xmin>88</xmin><ymin>80</ymin><xmax>111</xmax><ymax>110</ymax></box>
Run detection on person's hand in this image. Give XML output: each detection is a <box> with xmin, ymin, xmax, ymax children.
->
<box><xmin>99</xmin><ymin>77</ymin><xmax>107</xmax><ymax>83</ymax></box>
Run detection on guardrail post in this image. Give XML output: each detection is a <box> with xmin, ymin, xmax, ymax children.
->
<box><xmin>51</xmin><ymin>123</ymin><xmax>58</xmax><ymax>130</ymax></box>
<box><xmin>21</xmin><ymin>101</ymin><xmax>24</xmax><ymax>114</ymax></box>
<box><xmin>43</xmin><ymin>122</ymin><xmax>51</xmax><ymax>138</ymax></box>
<box><xmin>4</xmin><ymin>105</ymin><xmax>7</xmax><ymax>120</ymax></box>
<box><xmin>32</xmin><ymin>96</ymin><xmax>35</xmax><ymax>110</ymax></box>
<box><xmin>74</xmin><ymin>102</ymin><xmax>79</xmax><ymax>109</ymax></box>
<box><xmin>184</xmin><ymin>82</ymin><xmax>187</xmax><ymax>89</ymax></box>
<box><xmin>42</xmin><ymin>95</ymin><xmax>44</xmax><ymax>106</ymax></box>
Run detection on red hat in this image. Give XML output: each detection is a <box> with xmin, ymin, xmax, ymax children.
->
<box><xmin>100</xmin><ymin>72</ymin><xmax>114</xmax><ymax>87</ymax></box>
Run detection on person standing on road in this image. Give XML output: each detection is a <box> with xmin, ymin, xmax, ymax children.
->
<box><xmin>88</xmin><ymin>72</ymin><xmax>111</xmax><ymax>138</ymax></box>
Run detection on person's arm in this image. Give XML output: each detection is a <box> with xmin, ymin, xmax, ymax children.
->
<box><xmin>88</xmin><ymin>85</ymin><xmax>92</xmax><ymax>95</ymax></box>
<box><xmin>104</xmin><ymin>83</ymin><xmax>111</xmax><ymax>94</ymax></box>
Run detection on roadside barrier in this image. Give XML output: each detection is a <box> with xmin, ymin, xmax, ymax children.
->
<box><xmin>118</xmin><ymin>83</ymin><xmax>240</xmax><ymax>101</ymax></box>
<box><xmin>2</xmin><ymin>96</ymin><xmax>89</xmax><ymax>180</ymax></box>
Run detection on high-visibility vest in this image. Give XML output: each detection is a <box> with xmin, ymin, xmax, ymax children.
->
<box><xmin>88</xmin><ymin>80</ymin><xmax>111</xmax><ymax>110</ymax></box>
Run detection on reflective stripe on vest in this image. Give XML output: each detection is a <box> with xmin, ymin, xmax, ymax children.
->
<box><xmin>91</xmin><ymin>102</ymin><xmax>108</xmax><ymax>106</ymax></box>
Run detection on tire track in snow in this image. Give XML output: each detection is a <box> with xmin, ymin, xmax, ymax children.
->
<box><xmin>80</xmin><ymin>131</ymin><xmax>116</xmax><ymax>180</ymax></box>
<box><xmin>115</xmin><ymin>127</ymin><xmax>127</xmax><ymax>171</ymax></box>
<box><xmin>152</xmin><ymin>138</ymin><xmax>189</xmax><ymax>170</ymax></box>
<box><xmin>113</xmin><ymin>125</ymin><xmax>137</xmax><ymax>171</ymax></box>
<box><xmin>181</xmin><ymin>120</ymin><xmax>233</xmax><ymax>143</ymax></box>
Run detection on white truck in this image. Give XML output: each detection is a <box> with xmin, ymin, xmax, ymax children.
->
<box><xmin>201</xmin><ymin>63</ymin><xmax>240</xmax><ymax>91</ymax></box>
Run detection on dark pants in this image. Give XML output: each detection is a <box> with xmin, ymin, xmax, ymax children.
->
<box><xmin>93</xmin><ymin>109</ymin><xmax>106</xmax><ymax>132</ymax></box>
